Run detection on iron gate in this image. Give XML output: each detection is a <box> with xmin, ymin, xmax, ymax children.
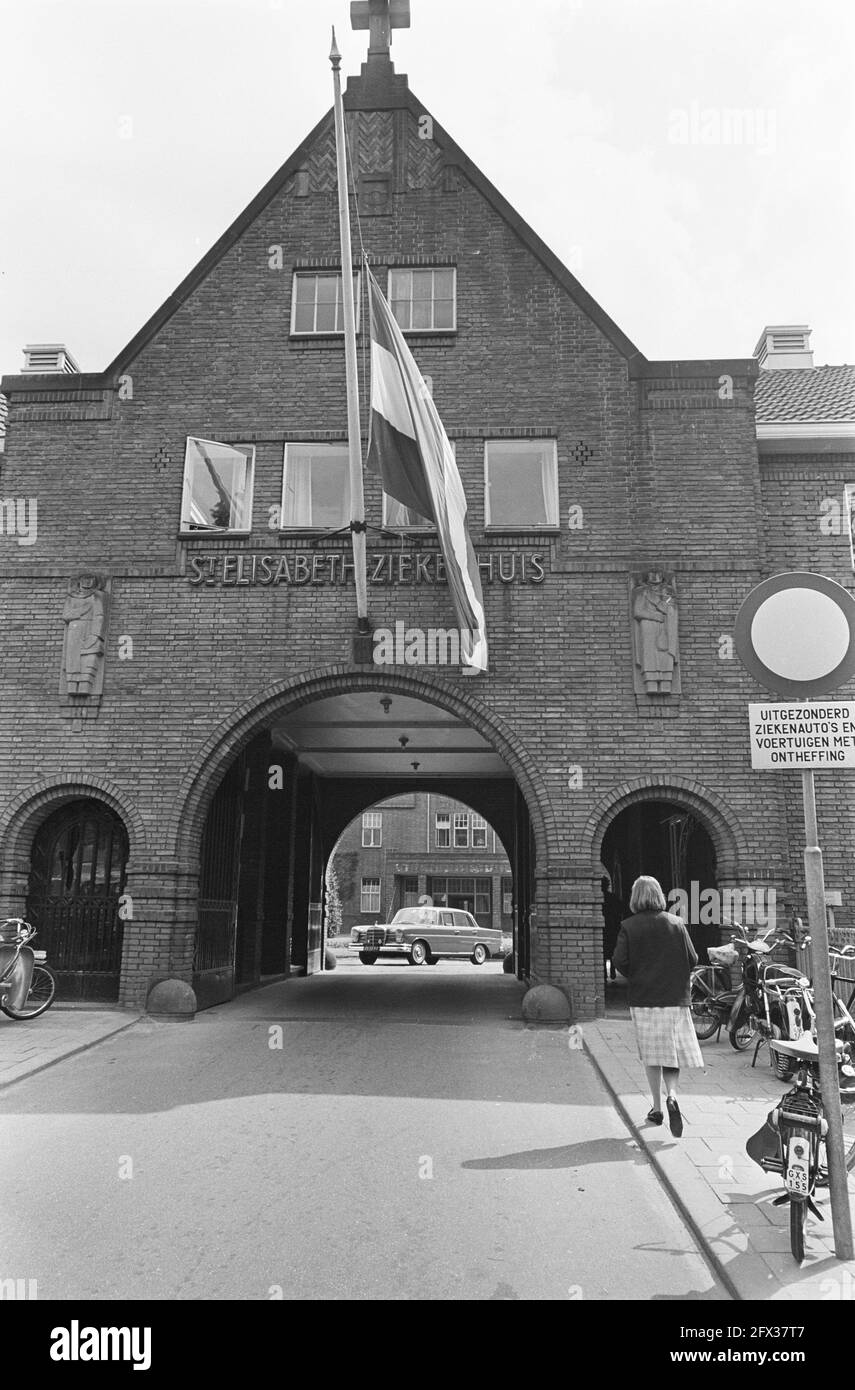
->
<box><xmin>26</xmin><ymin>799</ymin><xmax>128</xmax><ymax>1001</ymax></box>
<box><xmin>193</xmin><ymin>756</ymin><xmax>245</xmax><ymax>1004</ymax></box>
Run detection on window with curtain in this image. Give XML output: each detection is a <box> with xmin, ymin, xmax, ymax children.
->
<box><xmin>435</xmin><ymin>813</ymin><xmax>451</xmax><ymax>848</ymax></box>
<box><xmin>362</xmin><ymin>812</ymin><xmax>382</xmax><ymax>847</ymax></box>
<box><xmin>471</xmin><ymin>814</ymin><xmax>488</xmax><ymax>849</ymax></box>
<box><xmin>484</xmin><ymin>439</ymin><xmax>559</xmax><ymax>529</ymax></box>
<box><xmin>281</xmin><ymin>444</ymin><xmax>351</xmax><ymax>529</ymax></box>
<box><xmin>180</xmin><ymin>439</ymin><xmax>255</xmax><ymax>532</ymax></box>
<box><xmin>453</xmin><ymin>812</ymin><xmax>469</xmax><ymax>847</ymax></box>
<box><xmin>361</xmin><ymin>877</ymin><xmax>381</xmax><ymax>914</ymax></box>
<box><xmin>388</xmin><ymin>267</ymin><xmax>456</xmax><ymax>332</ymax></box>
<box><xmin>291</xmin><ymin>271</ymin><xmax>361</xmax><ymax>335</ymax></box>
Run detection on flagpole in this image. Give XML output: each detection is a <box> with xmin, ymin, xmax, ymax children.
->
<box><xmin>330</xmin><ymin>28</ymin><xmax>368</xmax><ymax>632</ymax></box>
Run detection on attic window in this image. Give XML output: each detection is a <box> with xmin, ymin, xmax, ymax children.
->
<box><xmin>291</xmin><ymin>271</ymin><xmax>361</xmax><ymax>335</ymax></box>
<box><xmin>388</xmin><ymin>268</ymin><xmax>456</xmax><ymax>332</ymax></box>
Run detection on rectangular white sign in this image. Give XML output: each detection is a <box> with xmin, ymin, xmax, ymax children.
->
<box><xmin>749</xmin><ymin>701</ymin><xmax>855</xmax><ymax>769</ymax></box>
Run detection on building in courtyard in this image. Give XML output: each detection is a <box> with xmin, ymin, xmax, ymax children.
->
<box><xmin>328</xmin><ymin>793</ymin><xmax>513</xmax><ymax>938</ymax></box>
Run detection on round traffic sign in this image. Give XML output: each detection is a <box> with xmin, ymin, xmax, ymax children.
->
<box><xmin>734</xmin><ymin>572</ymin><xmax>855</xmax><ymax>697</ymax></box>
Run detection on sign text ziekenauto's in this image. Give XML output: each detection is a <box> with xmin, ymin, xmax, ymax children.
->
<box><xmin>187</xmin><ymin>549</ymin><xmax>546</xmax><ymax>588</ymax></box>
<box><xmin>749</xmin><ymin>701</ymin><xmax>855</xmax><ymax>769</ymax></box>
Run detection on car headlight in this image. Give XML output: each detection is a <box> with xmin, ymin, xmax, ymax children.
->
<box><xmin>395</xmin><ymin>929</ymin><xmax>404</xmax><ymax>942</ymax></box>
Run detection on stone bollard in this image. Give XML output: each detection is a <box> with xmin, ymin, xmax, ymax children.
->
<box><xmin>521</xmin><ymin>983</ymin><xmax>572</xmax><ymax>1024</ymax></box>
<box><xmin>146</xmin><ymin>978</ymin><xmax>197</xmax><ymax>1022</ymax></box>
<box><xmin>502</xmin><ymin>952</ymin><xmax>515</xmax><ymax>974</ymax></box>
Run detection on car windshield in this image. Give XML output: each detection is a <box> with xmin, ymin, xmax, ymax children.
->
<box><xmin>390</xmin><ymin>908</ymin><xmax>437</xmax><ymax>925</ymax></box>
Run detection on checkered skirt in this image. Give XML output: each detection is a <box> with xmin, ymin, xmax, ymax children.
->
<box><xmin>630</xmin><ymin>1006</ymin><xmax>705</xmax><ymax>1069</ymax></box>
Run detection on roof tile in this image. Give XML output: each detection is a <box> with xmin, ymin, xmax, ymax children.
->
<box><xmin>754</xmin><ymin>364</ymin><xmax>855</xmax><ymax>423</ymax></box>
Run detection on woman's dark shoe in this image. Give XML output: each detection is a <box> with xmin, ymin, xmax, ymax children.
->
<box><xmin>646</xmin><ymin>1108</ymin><xmax>664</xmax><ymax>1125</ymax></box>
<box><xmin>666</xmin><ymin>1096</ymin><xmax>683</xmax><ymax>1138</ymax></box>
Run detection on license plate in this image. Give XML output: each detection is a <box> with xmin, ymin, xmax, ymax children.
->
<box><xmin>785</xmin><ymin>1137</ymin><xmax>811</xmax><ymax>1195</ymax></box>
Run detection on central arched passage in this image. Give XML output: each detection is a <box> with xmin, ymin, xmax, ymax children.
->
<box><xmin>185</xmin><ymin>678</ymin><xmax>542</xmax><ymax>1008</ymax></box>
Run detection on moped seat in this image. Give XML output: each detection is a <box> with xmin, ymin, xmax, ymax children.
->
<box><xmin>768</xmin><ymin>1036</ymin><xmax>819</xmax><ymax>1061</ymax></box>
<box><xmin>770</xmin><ymin>1035</ymin><xmax>847</xmax><ymax>1062</ymax></box>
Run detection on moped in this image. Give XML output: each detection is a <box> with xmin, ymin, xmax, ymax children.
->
<box><xmin>0</xmin><ymin>919</ymin><xmax>56</xmax><ymax>1020</ymax></box>
<box><xmin>747</xmin><ymin>1035</ymin><xmax>855</xmax><ymax>1262</ymax></box>
<box><xmin>727</xmin><ymin>927</ymin><xmax>813</xmax><ymax>1070</ymax></box>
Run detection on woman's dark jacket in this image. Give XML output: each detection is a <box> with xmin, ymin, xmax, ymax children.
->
<box><xmin>612</xmin><ymin>910</ymin><xmax>698</xmax><ymax>1007</ymax></box>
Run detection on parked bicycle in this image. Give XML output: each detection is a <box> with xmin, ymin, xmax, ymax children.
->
<box><xmin>690</xmin><ymin>933</ymin><xmax>744</xmax><ymax>1042</ymax></box>
<box><xmin>747</xmin><ymin>1034</ymin><xmax>855</xmax><ymax>1262</ymax></box>
<box><xmin>0</xmin><ymin>919</ymin><xmax>57</xmax><ymax>1020</ymax></box>
<box><xmin>690</xmin><ymin>922</ymin><xmax>804</xmax><ymax>1058</ymax></box>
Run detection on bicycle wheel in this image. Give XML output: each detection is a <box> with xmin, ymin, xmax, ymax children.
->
<box><xmin>729</xmin><ymin>1009</ymin><xmax>759</xmax><ymax>1052</ymax></box>
<box><xmin>789</xmin><ymin>1199</ymin><xmax>806</xmax><ymax>1263</ymax></box>
<box><xmin>690</xmin><ymin>970</ymin><xmax>721</xmax><ymax>1040</ymax></box>
<box><xmin>691</xmin><ymin>999</ymin><xmax>720</xmax><ymax>1040</ymax></box>
<box><xmin>1</xmin><ymin>964</ymin><xmax>57</xmax><ymax>1020</ymax></box>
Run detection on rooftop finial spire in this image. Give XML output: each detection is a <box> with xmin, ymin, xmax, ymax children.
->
<box><xmin>350</xmin><ymin>0</ymin><xmax>411</xmax><ymax>58</ymax></box>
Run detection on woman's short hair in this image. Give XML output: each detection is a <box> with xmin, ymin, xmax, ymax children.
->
<box><xmin>629</xmin><ymin>875</ymin><xmax>667</xmax><ymax>914</ymax></box>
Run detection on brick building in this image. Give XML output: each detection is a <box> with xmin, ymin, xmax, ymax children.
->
<box><xmin>328</xmin><ymin>792</ymin><xmax>512</xmax><ymax>938</ymax></box>
<box><xmin>0</xmin><ymin>5</ymin><xmax>853</xmax><ymax>1015</ymax></box>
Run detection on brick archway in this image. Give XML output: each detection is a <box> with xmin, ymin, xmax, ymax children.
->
<box><xmin>168</xmin><ymin>664</ymin><xmax>555</xmax><ymax>868</ymax></box>
<box><xmin>582</xmin><ymin>777</ymin><xmax>747</xmax><ymax>883</ymax></box>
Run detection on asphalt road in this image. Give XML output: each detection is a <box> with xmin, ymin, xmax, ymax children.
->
<box><xmin>0</xmin><ymin>960</ymin><xmax>727</xmax><ymax>1301</ymax></box>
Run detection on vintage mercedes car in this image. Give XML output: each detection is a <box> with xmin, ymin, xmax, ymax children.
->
<box><xmin>351</xmin><ymin>906</ymin><xmax>503</xmax><ymax>966</ymax></box>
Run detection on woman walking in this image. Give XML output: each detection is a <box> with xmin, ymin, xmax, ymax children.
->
<box><xmin>612</xmin><ymin>875</ymin><xmax>704</xmax><ymax>1137</ymax></box>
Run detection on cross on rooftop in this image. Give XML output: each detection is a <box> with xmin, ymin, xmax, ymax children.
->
<box><xmin>350</xmin><ymin>0</ymin><xmax>411</xmax><ymax>56</ymax></box>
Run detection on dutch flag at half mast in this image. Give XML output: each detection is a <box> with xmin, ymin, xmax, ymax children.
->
<box><xmin>365</xmin><ymin>265</ymin><xmax>488</xmax><ymax>671</ymax></box>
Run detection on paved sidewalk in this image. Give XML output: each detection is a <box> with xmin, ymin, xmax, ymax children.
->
<box><xmin>585</xmin><ymin>1012</ymin><xmax>855</xmax><ymax>1300</ymax></box>
<box><xmin>0</xmin><ymin>1007</ymin><xmax>142</xmax><ymax>1089</ymax></box>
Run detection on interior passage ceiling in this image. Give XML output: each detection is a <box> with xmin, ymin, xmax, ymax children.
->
<box><xmin>270</xmin><ymin>691</ymin><xmax>512</xmax><ymax>779</ymax></box>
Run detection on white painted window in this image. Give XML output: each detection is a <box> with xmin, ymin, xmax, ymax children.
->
<box><xmin>281</xmin><ymin>444</ymin><xmax>350</xmax><ymax>530</ymax></box>
<box><xmin>388</xmin><ymin>267</ymin><xmax>456</xmax><ymax>332</ymax></box>
<box><xmin>453</xmin><ymin>812</ymin><xmax>469</xmax><ymax>847</ymax></box>
<box><xmin>435</xmin><ymin>813</ymin><xmax>451</xmax><ymax>848</ymax></box>
<box><xmin>361</xmin><ymin>877</ymin><xmax>381</xmax><ymax>914</ymax></box>
<box><xmin>180</xmin><ymin>438</ymin><xmax>254</xmax><ymax>533</ymax></box>
<box><xmin>362</xmin><ymin>812</ymin><xmax>382</xmax><ymax>847</ymax></box>
<box><xmin>484</xmin><ymin>439</ymin><xmax>559</xmax><ymax>529</ymax></box>
<box><xmin>471</xmin><ymin>814</ymin><xmax>488</xmax><ymax>849</ymax></box>
<box><xmin>846</xmin><ymin>483</ymin><xmax>855</xmax><ymax>571</ymax></box>
<box><xmin>291</xmin><ymin>271</ymin><xmax>360</xmax><ymax>335</ymax></box>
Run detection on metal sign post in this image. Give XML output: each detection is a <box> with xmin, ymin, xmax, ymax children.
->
<box><xmin>800</xmin><ymin>764</ymin><xmax>853</xmax><ymax>1259</ymax></box>
<box><xmin>735</xmin><ymin>571</ymin><xmax>855</xmax><ymax>1261</ymax></box>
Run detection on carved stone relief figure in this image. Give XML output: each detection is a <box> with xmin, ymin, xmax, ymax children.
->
<box><xmin>61</xmin><ymin>574</ymin><xmax>108</xmax><ymax>696</ymax></box>
<box><xmin>632</xmin><ymin>571</ymin><xmax>680</xmax><ymax>695</ymax></box>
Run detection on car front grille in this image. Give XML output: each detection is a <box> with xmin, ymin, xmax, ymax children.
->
<box><xmin>364</xmin><ymin>929</ymin><xmax>386</xmax><ymax>949</ymax></box>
